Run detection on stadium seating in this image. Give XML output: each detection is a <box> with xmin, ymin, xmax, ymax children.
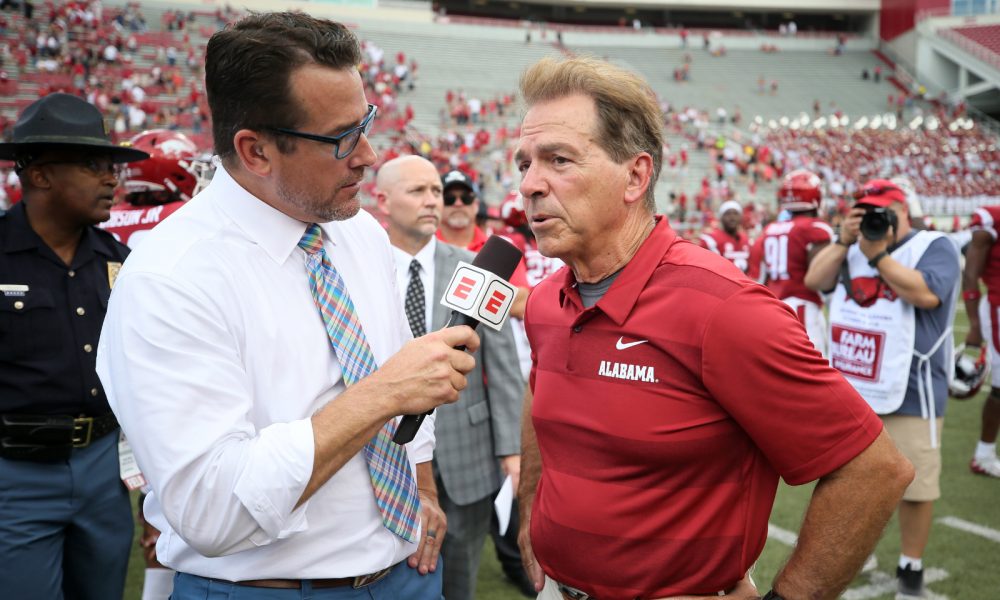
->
<box><xmin>951</xmin><ymin>24</ymin><xmax>1000</xmax><ymax>61</ymax></box>
<box><xmin>2</xmin><ymin>0</ymin><xmax>996</xmax><ymax>222</ymax></box>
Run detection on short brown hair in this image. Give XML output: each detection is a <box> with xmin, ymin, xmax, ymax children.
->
<box><xmin>520</xmin><ymin>56</ymin><xmax>663</xmax><ymax>211</ymax></box>
<box><xmin>205</xmin><ymin>12</ymin><xmax>362</xmax><ymax>161</ymax></box>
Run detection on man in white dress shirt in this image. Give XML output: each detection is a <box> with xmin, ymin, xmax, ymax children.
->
<box><xmin>97</xmin><ymin>12</ymin><xmax>477</xmax><ymax>599</ymax></box>
<box><xmin>377</xmin><ymin>155</ymin><xmax>524</xmax><ymax>600</ymax></box>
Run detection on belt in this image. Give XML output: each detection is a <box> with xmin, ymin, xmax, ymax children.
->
<box><xmin>0</xmin><ymin>413</ymin><xmax>119</xmax><ymax>461</ymax></box>
<box><xmin>559</xmin><ymin>584</ymin><xmax>595</xmax><ymax>600</ymax></box>
<box><xmin>234</xmin><ymin>566</ymin><xmax>393</xmax><ymax>590</ymax></box>
<box><xmin>558</xmin><ymin>582</ymin><xmax>732</xmax><ymax>600</ymax></box>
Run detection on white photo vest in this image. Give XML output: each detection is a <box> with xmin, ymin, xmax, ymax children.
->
<box><xmin>828</xmin><ymin>231</ymin><xmax>953</xmax><ymax>447</ymax></box>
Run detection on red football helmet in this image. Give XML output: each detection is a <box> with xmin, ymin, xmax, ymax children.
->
<box><xmin>122</xmin><ymin>130</ymin><xmax>211</xmax><ymax>205</ymax></box>
<box><xmin>951</xmin><ymin>344</ymin><xmax>989</xmax><ymax>400</ymax></box>
<box><xmin>777</xmin><ymin>169</ymin><xmax>822</xmax><ymax>212</ymax></box>
<box><xmin>500</xmin><ymin>191</ymin><xmax>527</xmax><ymax>228</ymax></box>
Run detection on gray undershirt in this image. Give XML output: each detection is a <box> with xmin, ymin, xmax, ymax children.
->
<box><xmin>578</xmin><ymin>270</ymin><xmax>623</xmax><ymax>308</ymax></box>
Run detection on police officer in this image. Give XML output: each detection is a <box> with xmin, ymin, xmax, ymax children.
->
<box><xmin>0</xmin><ymin>93</ymin><xmax>149</xmax><ymax>600</ymax></box>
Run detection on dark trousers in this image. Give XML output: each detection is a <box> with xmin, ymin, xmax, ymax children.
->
<box><xmin>437</xmin><ymin>477</ymin><xmax>493</xmax><ymax>600</ymax></box>
<box><xmin>0</xmin><ymin>431</ymin><xmax>132</xmax><ymax>600</ymax></box>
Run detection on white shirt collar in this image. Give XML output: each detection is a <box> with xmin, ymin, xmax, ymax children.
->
<box><xmin>210</xmin><ymin>165</ymin><xmax>345</xmax><ymax>264</ymax></box>
<box><xmin>392</xmin><ymin>236</ymin><xmax>436</xmax><ymax>276</ymax></box>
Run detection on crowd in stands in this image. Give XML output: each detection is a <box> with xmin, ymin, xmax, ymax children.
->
<box><xmin>0</xmin><ymin>0</ymin><xmax>211</xmax><ymax>143</ymax></box>
<box><xmin>760</xmin><ymin>117</ymin><xmax>999</xmax><ymax>209</ymax></box>
<box><xmin>2</xmin><ymin>0</ymin><xmax>999</xmax><ymax>236</ymax></box>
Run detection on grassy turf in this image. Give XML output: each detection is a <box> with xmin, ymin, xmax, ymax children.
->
<box><xmin>124</xmin><ymin>309</ymin><xmax>1000</xmax><ymax>599</ymax></box>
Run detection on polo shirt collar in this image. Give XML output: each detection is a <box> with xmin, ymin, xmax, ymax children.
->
<box><xmin>210</xmin><ymin>165</ymin><xmax>333</xmax><ymax>264</ymax></box>
<box><xmin>468</xmin><ymin>226</ymin><xmax>489</xmax><ymax>252</ymax></box>
<box><xmin>435</xmin><ymin>226</ymin><xmax>489</xmax><ymax>252</ymax></box>
<box><xmin>559</xmin><ymin>216</ymin><xmax>675</xmax><ymax>326</ymax></box>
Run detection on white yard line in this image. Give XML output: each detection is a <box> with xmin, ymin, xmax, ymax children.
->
<box><xmin>766</xmin><ymin>523</ymin><xmax>798</xmax><ymax>546</ymax></box>
<box><xmin>843</xmin><ymin>569</ymin><xmax>950</xmax><ymax>600</ymax></box>
<box><xmin>841</xmin><ymin>568</ymin><xmax>950</xmax><ymax>600</ymax></box>
<box><xmin>768</xmin><ymin>523</ymin><xmax>956</xmax><ymax>598</ymax></box>
<box><xmin>937</xmin><ymin>515</ymin><xmax>1000</xmax><ymax>544</ymax></box>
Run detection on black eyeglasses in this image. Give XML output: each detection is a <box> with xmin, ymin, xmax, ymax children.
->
<box><xmin>444</xmin><ymin>191</ymin><xmax>475</xmax><ymax>206</ymax></box>
<box><xmin>267</xmin><ymin>104</ymin><xmax>377</xmax><ymax>160</ymax></box>
<box><xmin>853</xmin><ymin>185</ymin><xmax>900</xmax><ymax>200</ymax></box>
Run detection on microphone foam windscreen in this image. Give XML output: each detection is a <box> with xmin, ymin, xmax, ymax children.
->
<box><xmin>471</xmin><ymin>236</ymin><xmax>523</xmax><ymax>280</ymax></box>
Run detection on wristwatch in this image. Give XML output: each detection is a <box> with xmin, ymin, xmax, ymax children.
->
<box><xmin>761</xmin><ymin>590</ymin><xmax>785</xmax><ymax>600</ymax></box>
<box><xmin>868</xmin><ymin>251</ymin><xmax>889</xmax><ymax>268</ymax></box>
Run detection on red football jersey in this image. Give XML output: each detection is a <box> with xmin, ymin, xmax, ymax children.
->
<box><xmin>698</xmin><ymin>229</ymin><xmax>750</xmax><ymax>273</ymax></box>
<box><xmin>99</xmin><ymin>200</ymin><xmax>185</xmax><ymax>248</ymax></box>
<box><xmin>523</xmin><ymin>237</ymin><xmax>565</xmax><ymax>288</ymax></box>
<box><xmin>750</xmin><ymin>215</ymin><xmax>832</xmax><ymax>304</ymax></box>
<box><xmin>969</xmin><ymin>206</ymin><xmax>1000</xmax><ymax>304</ymax></box>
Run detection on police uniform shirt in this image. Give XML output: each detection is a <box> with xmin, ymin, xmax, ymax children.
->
<box><xmin>0</xmin><ymin>202</ymin><xmax>129</xmax><ymax>415</ymax></box>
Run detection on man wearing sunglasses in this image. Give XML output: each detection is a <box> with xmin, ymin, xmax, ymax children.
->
<box><xmin>0</xmin><ymin>93</ymin><xmax>149</xmax><ymax>600</ymax></box>
<box><xmin>806</xmin><ymin>179</ymin><xmax>960</xmax><ymax>599</ymax></box>
<box><xmin>437</xmin><ymin>169</ymin><xmax>530</xmax><ymax>319</ymax></box>
<box><xmin>438</xmin><ymin>170</ymin><xmax>489</xmax><ymax>249</ymax></box>
<box><xmin>97</xmin><ymin>12</ymin><xmax>478</xmax><ymax>600</ymax></box>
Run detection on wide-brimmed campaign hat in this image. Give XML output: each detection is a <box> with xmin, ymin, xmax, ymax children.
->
<box><xmin>0</xmin><ymin>93</ymin><xmax>150</xmax><ymax>163</ymax></box>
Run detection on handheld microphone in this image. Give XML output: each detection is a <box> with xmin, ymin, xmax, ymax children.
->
<box><xmin>392</xmin><ymin>235</ymin><xmax>523</xmax><ymax>444</ymax></box>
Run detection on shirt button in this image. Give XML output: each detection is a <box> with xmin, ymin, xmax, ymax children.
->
<box><xmin>84</xmin><ymin>344</ymin><xmax>93</xmax><ymax>353</ymax></box>
<box><xmin>14</xmin><ymin>301</ymin><xmax>24</xmax><ymax>310</ymax></box>
<box><xmin>68</xmin><ymin>270</ymin><xmax>76</xmax><ymax>277</ymax></box>
<box><xmin>90</xmin><ymin>388</ymin><xmax>99</xmax><ymax>396</ymax></box>
<box><xmin>76</xmin><ymin>307</ymin><xmax>86</xmax><ymax>316</ymax></box>
<box><xmin>572</xmin><ymin>325</ymin><xmax>582</xmax><ymax>333</ymax></box>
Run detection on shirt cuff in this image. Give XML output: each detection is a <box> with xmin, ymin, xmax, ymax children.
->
<box><xmin>234</xmin><ymin>418</ymin><xmax>315</xmax><ymax>546</ymax></box>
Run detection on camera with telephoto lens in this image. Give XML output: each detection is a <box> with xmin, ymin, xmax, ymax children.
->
<box><xmin>859</xmin><ymin>206</ymin><xmax>898</xmax><ymax>241</ymax></box>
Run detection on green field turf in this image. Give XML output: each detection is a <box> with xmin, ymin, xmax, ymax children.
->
<box><xmin>123</xmin><ymin>306</ymin><xmax>1000</xmax><ymax>599</ymax></box>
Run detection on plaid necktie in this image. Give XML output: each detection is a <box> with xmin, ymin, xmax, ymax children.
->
<box><xmin>298</xmin><ymin>224</ymin><xmax>421</xmax><ymax>543</ymax></box>
<box><xmin>404</xmin><ymin>259</ymin><xmax>427</xmax><ymax>338</ymax></box>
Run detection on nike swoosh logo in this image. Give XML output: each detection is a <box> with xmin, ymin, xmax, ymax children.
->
<box><xmin>616</xmin><ymin>337</ymin><xmax>649</xmax><ymax>350</ymax></box>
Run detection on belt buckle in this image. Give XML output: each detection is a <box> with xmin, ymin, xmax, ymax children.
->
<box><xmin>72</xmin><ymin>417</ymin><xmax>93</xmax><ymax>448</ymax></box>
<box><xmin>558</xmin><ymin>584</ymin><xmax>593</xmax><ymax>600</ymax></box>
<box><xmin>352</xmin><ymin>566</ymin><xmax>391</xmax><ymax>589</ymax></box>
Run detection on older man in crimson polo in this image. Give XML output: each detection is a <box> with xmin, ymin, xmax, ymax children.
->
<box><xmin>514</xmin><ymin>56</ymin><xmax>914</xmax><ymax>600</ymax></box>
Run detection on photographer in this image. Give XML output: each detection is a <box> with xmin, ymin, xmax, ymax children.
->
<box><xmin>805</xmin><ymin>179</ymin><xmax>959</xmax><ymax>599</ymax></box>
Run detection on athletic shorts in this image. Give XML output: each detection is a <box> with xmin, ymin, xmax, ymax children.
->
<box><xmin>882</xmin><ymin>415</ymin><xmax>944</xmax><ymax>502</ymax></box>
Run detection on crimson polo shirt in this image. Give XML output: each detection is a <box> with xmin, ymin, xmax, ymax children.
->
<box><xmin>524</xmin><ymin>217</ymin><xmax>883</xmax><ymax>599</ymax></box>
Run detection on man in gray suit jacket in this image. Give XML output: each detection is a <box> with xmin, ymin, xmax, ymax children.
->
<box><xmin>377</xmin><ymin>156</ymin><xmax>524</xmax><ymax>600</ymax></box>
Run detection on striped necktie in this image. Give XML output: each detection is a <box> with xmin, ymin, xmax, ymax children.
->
<box><xmin>298</xmin><ymin>223</ymin><xmax>421</xmax><ymax>543</ymax></box>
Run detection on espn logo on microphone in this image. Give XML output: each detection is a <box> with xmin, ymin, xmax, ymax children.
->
<box><xmin>441</xmin><ymin>262</ymin><xmax>516</xmax><ymax>331</ymax></box>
